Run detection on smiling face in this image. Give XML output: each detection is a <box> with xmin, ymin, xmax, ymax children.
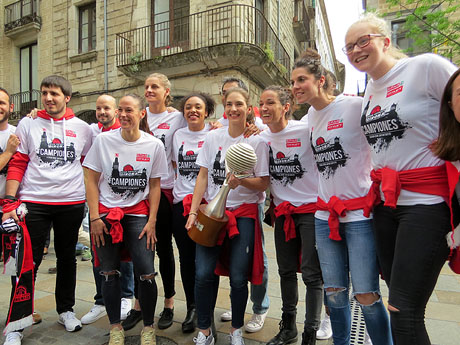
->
<box><xmin>184</xmin><ymin>96</ymin><xmax>207</xmax><ymax>129</ymax></box>
<box><xmin>225</xmin><ymin>91</ymin><xmax>250</xmax><ymax>127</ymax></box>
<box><xmin>0</xmin><ymin>90</ymin><xmax>13</xmax><ymax>124</ymax></box>
<box><xmin>451</xmin><ymin>74</ymin><xmax>460</xmax><ymax>123</ymax></box>
<box><xmin>144</xmin><ymin>76</ymin><xmax>170</xmax><ymax>106</ymax></box>
<box><xmin>345</xmin><ymin>22</ymin><xmax>389</xmax><ymax>78</ymax></box>
<box><xmin>41</xmin><ymin>85</ymin><xmax>70</xmax><ymax>118</ymax></box>
<box><xmin>291</xmin><ymin>67</ymin><xmax>321</xmax><ymax>105</ymax></box>
<box><xmin>259</xmin><ymin>90</ymin><xmax>289</xmax><ymax>128</ymax></box>
<box><xmin>96</xmin><ymin>95</ymin><xmax>117</xmax><ymax>127</ymax></box>
<box><xmin>118</xmin><ymin>96</ymin><xmax>145</xmax><ymax>131</ymax></box>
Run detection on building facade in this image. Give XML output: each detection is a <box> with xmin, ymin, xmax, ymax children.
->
<box><xmin>0</xmin><ymin>0</ymin><xmax>342</xmax><ymax>121</ymax></box>
<box><xmin>365</xmin><ymin>0</ymin><xmax>460</xmax><ymax>64</ymax></box>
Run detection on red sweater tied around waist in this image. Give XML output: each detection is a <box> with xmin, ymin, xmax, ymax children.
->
<box><xmin>364</xmin><ymin>165</ymin><xmax>449</xmax><ymax>217</ymax></box>
<box><xmin>316</xmin><ymin>196</ymin><xmax>367</xmax><ymax>241</ymax></box>
<box><xmin>274</xmin><ymin>201</ymin><xmax>317</xmax><ymax>241</ymax></box>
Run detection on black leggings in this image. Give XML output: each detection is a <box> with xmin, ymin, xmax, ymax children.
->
<box><xmin>373</xmin><ymin>202</ymin><xmax>450</xmax><ymax>345</ymax></box>
<box><xmin>172</xmin><ymin>201</ymin><xmax>196</xmax><ymax>309</ymax></box>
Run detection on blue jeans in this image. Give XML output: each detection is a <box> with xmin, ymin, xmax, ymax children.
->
<box><xmin>95</xmin><ymin>215</ymin><xmax>157</xmax><ymax>326</ymax></box>
<box><xmin>195</xmin><ymin>217</ymin><xmax>255</xmax><ymax>330</ymax></box>
<box><xmin>250</xmin><ymin>203</ymin><xmax>269</xmax><ymax>314</ymax></box>
<box><xmin>315</xmin><ymin>218</ymin><xmax>392</xmax><ymax>345</ymax></box>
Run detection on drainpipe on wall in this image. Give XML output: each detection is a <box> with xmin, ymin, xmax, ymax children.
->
<box><xmin>277</xmin><ymin>0</ymin><xmax>280</xmax><ymax>59</ymax></box>
<box><xmin>104</xmin><ymin>0</ymin><xmax>108</xmax><ymax>92</ymax></box>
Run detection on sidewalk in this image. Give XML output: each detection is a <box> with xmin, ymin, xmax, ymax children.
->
<box><xmin>1</xmin><ymin>223</ymin><xmax>460</xmax><ymax>345</ymax></box>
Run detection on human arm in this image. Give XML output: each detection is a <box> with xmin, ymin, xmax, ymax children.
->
<box><xmin>84</xmin><ymin>167</ymin><xmax>108</xmax><ymax>247</ymax></box>
<box><xmin>0</xmin><ymin>134</ymin><xmax>19</xmax><ymax>172</ymax></box>
<box><xmin>139</xmin><ymin>177</ymin><xmax>161</xmax><ymax>250</ymax></box>
<box><xmin>227</xmin><ymin>174</ymin><xmax>269</xmax><ymax>192</ymax></box>
<box><xmin>208</xmin><ymin>121</ymin><xmax>223</xmax><ymax>130</ymax></box>
<box><xmin>185</xmin><ymin>167</ymin><xmax>208</xmax><ymax>230</ymax></box>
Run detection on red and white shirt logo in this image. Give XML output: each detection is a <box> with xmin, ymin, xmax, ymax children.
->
<box><xmin>286</xmin><ymin>139</ymin><xmax>301</xmax><ymax>148</ymax></box>
<box><xmin>136</xmin><ymin>153</ymin><xmax>151</xmax><ymax>162</ymax></box>
<box><xmin>327</xmin><ymin>119</ymin><xmax>343</xmax><ymax>130</ymax></box>
<box><xmin>386</xmin><ymin>82</ymin><xmax>404</xmax><ymax>98</ymax></box>
<box><xmin>158</xmin><ymin>122</ymin><xmax>171</xmax><ymax>130</ymax></box>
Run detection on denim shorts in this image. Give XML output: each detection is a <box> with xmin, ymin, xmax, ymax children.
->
<box><xmin>314</xmin><ymin>218</ymin><xmax>380</xmax><ymax>295</ymax></box>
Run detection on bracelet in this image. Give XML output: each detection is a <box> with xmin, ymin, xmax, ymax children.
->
<box><xmin>4</xmin><ymin>195</ymin><xmax>17</xmax><ymax>202</ymax></box>
<box><xmin>90</xmin><ymin>217</ymin><xmax>102</xmax><ymax>222</ymax></box>
<box><xmin>189</xmin><ymin>212</ymin><xmax>198</xmax><ymax>216</ymax></box>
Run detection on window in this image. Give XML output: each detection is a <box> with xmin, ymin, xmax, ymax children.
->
<box><xmin>391</xmin><ymin>19</ymin><xmax>431</xmax><ymax>56</ymax></box>
<box><xmin>79</xmin><ymin>3</ymin><xmax>96</xmax><ymax>53</ymax></box>
<box><xmin>20</xmin><ymin>43</ymin><xmax>39</xmax><ymax>114</ymax></box>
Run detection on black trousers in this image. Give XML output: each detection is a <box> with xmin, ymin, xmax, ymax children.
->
<box><xmin>373</xmin><ymin>202</ymin><xmax>450</xmax><ymax>345</ymax></box>
<box><xmin>20</xmin><ymin>202</ymin><xmax>85</xmax><ymax>314</ymax></box>
<box><xmin>172</xmin><ymin>201</ymin><xmax>196</xmax><ymax>309</ymax></box>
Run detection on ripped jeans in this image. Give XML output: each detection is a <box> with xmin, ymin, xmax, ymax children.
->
<box><xmin>315</xmin><ymin>218</ymin><xmax>392</xmax><ymax>345</ymax></box>
<box><xmin>95</xmin><ymin>215</ymin><xmax>157</xmax><ymax>326</ymax></box>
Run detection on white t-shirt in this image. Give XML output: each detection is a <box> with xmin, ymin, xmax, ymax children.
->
<box><xmin>361</xmin><ymin>53</ymin><xmax>457</xmax><ymax>205</ymax></box>
<box><xmin>0</xmin><ymin>124</ymin><xmax>16</xmax><ymax>201</ymax></box>
<box><xmin>259</xmin><ymin>120</ymin><xmax>317</xmax><ymax>207</ymax></box>
<box><xmin>83</xmin><ymin>129</ymin><xmax>168</xmax><ymax>208</ymax></box>
<box><xmin>172</xmin><ymin>126</ymin><xmax>210</xmax><ymax>204</ymax></box>
<box><xmin>16</xmin><ymin>115</ymin><xmax>92</xmax><ymax>203</ymax></box>
<box><xmin>196</xmin><ymin>127</ymin><xmax>269</xmax><ymax>209</ymax></box>
<box><xmin>309</xmin><ymin>95</ymin><xmax>372</xmax><ymax>222</ymax></box>
<box><xmin>147</xmin><ymin>109</ymin><xmax>187</xmax><ymax>189</ymax></box>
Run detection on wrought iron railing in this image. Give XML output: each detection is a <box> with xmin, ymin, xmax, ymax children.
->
<box><xmin>116</xmin><ymin>4</ymin><xmax>290</xmax><ymax>76</ymax></box>
<box><xmin>9</xmin><ymin>90</ymin><xmax>41</xmax><ymax>120</ymax></box>
<box><xmin>4</xmin><ymin>0</ymin><xmax>41</xmax><ymax>32</ymax></box>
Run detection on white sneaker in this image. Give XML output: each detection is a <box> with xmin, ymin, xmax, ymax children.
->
<box><xmin>244</xmin><ymin>311</ymin><xmax>267</xmax><ymax>333</ymax></box>
<box><xmin>81</xmin><ymin>304</ymin><xmax>107</xmax><ymax>324</ymax></box>
<box><xmin>3</xmin><ymin>332</ymin><xmax>23</xmax><ymax>345</ymax></box>
<box><xmin>120</xmin><ymin>298</ymin><xmax>132</xmax><ymax>321</ymax></box>
<box><xmin>229</xmin><ymin>328</ymin><xmax>244</xmax><ymax>345</ymax></box>
<box><xmin>58</xmin><ymin>311</ymin><xmax>82</xmax><ymax>332</ymax></box>
<box><xmin>193</xmin><ymin>331</ymin><xmax>215</xmax><ymax>345</ymax></box>
<box><xmin>364</xmin><ymin>330</ymin><xmax>373</xmax><ymax>345</ymax></box>
<box><xmin>220</xmin><ymin>310</ymin><xmax>232</xmax><ymax>321</ymax></box>
<box><xmin>316</xmin><ymin>314</ymin><xmax>332</xmax><ymax>340</ymax></box>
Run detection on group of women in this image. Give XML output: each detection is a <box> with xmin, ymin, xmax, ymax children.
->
<box><xmin>84</xmin><ymin>12</ymin><xmax>460</xmax><ymax>345</ymax></box>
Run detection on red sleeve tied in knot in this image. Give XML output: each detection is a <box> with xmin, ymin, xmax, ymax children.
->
<box><xmin>104</xmin><ymin>207</ymin><xmax>125</xmax><ymax>243</ymax></box>
<box><xmin>364</xmin><ymin>165</ymin><xmax>449</xmax><ymax>217</ymax></box>
<box><xmin>274</xmin><ymin>201</ymin><xmax>317</xmax><ymax>242</ymax></box>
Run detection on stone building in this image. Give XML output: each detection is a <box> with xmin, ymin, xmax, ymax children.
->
<box><xmin>0</xmin><ymin>0</ymin><xmax>343</xmax><ymax>121</ymax></box>
<box><xmin>364</xmin><ymin>0</ymin><xmax>460</xmax><ymax>64</ymax></box>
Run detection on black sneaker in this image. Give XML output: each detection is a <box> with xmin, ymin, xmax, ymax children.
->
<box><xmin>121</xmin><ymin>309</ymin><xmax>142</xmax><ymax>331</ymax></box>
<box><xmin>158</xmin><ymin>308</ymin><xmax>174</xmax><ymax>329</ymax></box>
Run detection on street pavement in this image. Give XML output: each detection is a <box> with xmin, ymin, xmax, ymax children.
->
<box><xmin>1</xmin><ymin>223</ymin><xmax>460</xmax><ymax>345</ymax></box>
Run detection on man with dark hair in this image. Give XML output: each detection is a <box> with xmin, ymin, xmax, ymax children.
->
<box><xmin>0</xmin><ymin>88</ymin><xmax>19</xmax><ymax>261</ymax></box>
<box><xmin>2</xmin><ymin>76</ymin><xmax>92</xmax><ymax>345</ymax></box>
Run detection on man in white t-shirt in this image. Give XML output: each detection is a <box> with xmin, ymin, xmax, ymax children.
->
<box><xmin>2</xmin><ymin>76</ymin><xmax>92</xmax><ymax>345</ymax></box>
<box><xmin>0</xmin><ymin>88</ymin><xmax>19</xmax><ymax>266</ymax></box>
<box><xmin>81</xmin><ymin>95</ymin><xmax>135</xmax><ymax>325</ymax></box>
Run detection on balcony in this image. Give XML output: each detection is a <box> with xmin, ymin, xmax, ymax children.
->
<box><xmin>293</xmin><ymin>0</ymin><xmax>313</xmax><ymax>43</ymax></box>
<box><xmin>116</xmin><ymin>4</ymin><xmax>291</xmax><ymax>85</ymax></box>
<box><xmin>4</xmin><ymin>0</ymin><xmax>41</xmax><ymax>39</ymax></box>
<box><xmin>9</xmin><ymin>90</ymin><xmax>41</xmax><ymax>123</ymax></box>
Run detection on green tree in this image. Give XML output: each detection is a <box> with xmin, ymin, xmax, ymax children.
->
<box><xmin>386</xmin><ymin>0</ymin><xmax>460</xmax><ymax>62</ymax></box>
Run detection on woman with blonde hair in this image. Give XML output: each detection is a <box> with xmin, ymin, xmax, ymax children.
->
<box><xmin>345</xmin><ymin>13</ymin><xmax>457</xmax><ymax>344</ymax></box>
